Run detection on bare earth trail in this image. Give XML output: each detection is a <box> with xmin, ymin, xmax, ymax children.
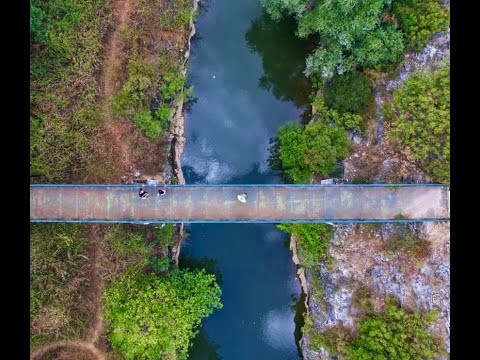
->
<box><xmin>99</xmin><ymin>0</ymin><xmax>135</xmax><ymax>180</ymax></box>
<box><xmin>31</xmin><ymin>1</ymin><xmax>134</xmax><ymax>358</ymax></box>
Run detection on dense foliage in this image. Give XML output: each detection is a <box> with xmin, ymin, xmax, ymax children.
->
<box><xmin>324</xmin><ymin>72</ymin><xmax>373</xmax><ymax>113</ymax></box>
<box><xmin>113</xmin><ymin>60</ymin><xmax>191</xmax><ymax>139</ymax></box>
<box><xmin>347</xmin><ymin>297</ymin><xmax>444</xmax><ymax>359</ymax></box>
<box><xmin>104</xmin><ymin>269</ymin><xmax>222</xmax><ymax>360</ymax></box>
<box><xmin>262</xmin><ymin>0</ymin><xmax>404</xmax><ymax>80</ymax></box>
<box><xmin>270</xmin><ymin>121</ymin><xmax>350</xmax><ymax>183</ymax></box>
<box><xmin>277</xmin><ymin>223</ymin><xmax>334</xmax><ymax>269</ymax></box>
<box><xmin>385</xmin><ymin>65</ymin><xmax>450</xmax><ymax>183</ymax></box>
<box><xmin>393</xmin><ymin>0</ymin><xmax>449</xmax><ymax>50</ymax></box>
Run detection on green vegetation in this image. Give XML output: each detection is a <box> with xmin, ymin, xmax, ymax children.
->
<box><xmin>385</xmin><ymin>65</ymin><xmax>450</xmax><ymax>183</ymax></box>
<box><xmin>324</xmin><ymin>72</ymin><xmax>373</xmax><ymax>113</ymax></box>
<box><xmin>113</xmin><ymin>59</ymin><xmax>192</xmax><ymax>139</ymax></box>
<box><xmin>304</xmin><ymin>296</ymin><xmax>444</xmax><ymax>360</ymax></box>
<box><xmin>113</xmin><ymin>0</ymin><xmax>194</xmax><ymax>139</ymax></box>
<box><xmin>150</xmin><ymin>255</ymin><xmax>171</xmax><ymax>274</ymax></box>
<box><xmin>351</xmin><ymin>286</ymin><xmax>374</xmax><ymax>316</ymax></box>
<box><xmin>347</xmin><ymin>297</ymin><xmax>444</xmax><ymax>359</ymax></box>
<box><xmin>155</xmin><ymin>224</ymin><xmax>176</xmax><ymax>248</ymax></box>
<box><xmin>261</xmin><ymin>0</ymin><xmax>404</xmax><ymax>81</ymax></box>
<box><xmin>30</xmin><ymin>0</ymin><xmax>112</xmax><ymax>182</ymax></box>
<box><xmin>270</xmin><ymin>121</ymin><xmax>350</xmax><ymax>183</ymax></box>
<box><xmin>30</xmin><ymin>224</ymin><xmax>90</xmax><ymax>347</ymax></box>
<box><xmin>107</xmin><ymin>226</ymin><xmax>153</xmax><ymax>273</ymax></box>
<box><xmin>385</xmin><ymin>223</ymin><xmax>430</xmax><ymax>260</ymax></box>
<box><xmin>393</xmin><ymin>0</ymin><xmax>450</xmax><ymax>50</ymax></box>
<box><xmin>277</xmin><ymin>223</ymin><xmax>334</xmax><ymax>269</ymax></box>
<box><xmin>104</xmin><ymin>269</ymin><xmax>222</xmax><ymax>360</ymax></box>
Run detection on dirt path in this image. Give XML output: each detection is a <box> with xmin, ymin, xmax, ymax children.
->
<box><xmin>31</xmin><ymin>1</ymin><xmax>134</xmax><ymax>359</ymax></box>
<box><xmin>100</xmin><ymin>0</ymin><xmax>135</xmax><ymax>179</ymax></box>
<box><xmin>30</xmin><ymin>340</ymin><xmax>108</xmax><ymax>360</ymax></box>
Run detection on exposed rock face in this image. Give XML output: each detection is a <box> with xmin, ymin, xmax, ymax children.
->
<box><xmin>301</xmin><ymin>222</ymin><xmax>450</xmax><ymax>359</ymax></box>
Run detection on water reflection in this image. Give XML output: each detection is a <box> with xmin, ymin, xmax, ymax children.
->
<box><xmin>245</xmin><ymin>12</ymin><xmax>315</xmax><ymax>108</ymax></box>
<box><xmin>188</xmin><ymin>327</ymin><xmax>223</xmax><ymax>360</ymax></box>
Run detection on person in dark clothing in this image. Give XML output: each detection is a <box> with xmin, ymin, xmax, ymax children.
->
<box><xmin>158</xmin><ymin>185</ymin><xmax>167</xmax><ymax>197</ymax></box>
<box><xmin>139</xmin><ymin>187</ymin><xmax>149</xmax><ymax>199</ymax></box>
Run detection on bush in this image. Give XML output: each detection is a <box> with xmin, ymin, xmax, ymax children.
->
<box><xmin>347</xmin><ymin>297</ymin><xmax>445</xmax><ymax>359</ymax></box>
<box><xmin>104</xmin><ymin>269</ymin><xmax>222</xmax><ymax>360</ymax></box>
<box><xmin>277</xmin><ymin>223</ymin><xmax>334</xmax><ymax>269</ymax></box>
<box><xmin>155</xmin><ymin>224</ymin><xmax>175</xmax><ymax>249</ymax></box>
<box><xmin>385</xmin><ymin>223</ymin><xmax>430</xmax><ymax>259</ymax></box>
<box><xmin>324</xmin><ymin>72</ymin><xmax>372</xmax><ymax>113</ymax></box>
<box><xmin>132</xmin><ymin>111</ymin><xmax>163</xmax><ymax>140</ymax></box>
<box><xmin>312</xmin><ymin>94</ymin><xmax>365</xmax><ymax>131</ymax></box>
<box><xmin>270</xmin><ymin>121</ymin><xmax>350</xmax><ymax>183</ymax></box>
<box><xmin>393</xmin><ymin>0</ymin><xmax>450</xmax><ymax>50</ymax></box>
<box><xmin>385</xmin><ymin>65</ymin><xmax>450</xmax><ymax>183</ymax></box>
<box><xmin>150</xmin><ymin>256</ymin><xmax>170</xmax><ymax>274</ymax></box>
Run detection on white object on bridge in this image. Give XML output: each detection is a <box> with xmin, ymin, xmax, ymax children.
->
<box><xmin>237</xmin><ymin>193</ymin><xmax>247</xmax><ymax>203</ymax></box>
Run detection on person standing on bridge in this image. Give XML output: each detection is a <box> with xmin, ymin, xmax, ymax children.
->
<box><xmin>158</xmin><ymin>185</ymin><xmax>167</xmax><ymax>197</ymax></box>
<box><xmin>139</xmin><ymin>187</ymin><xmax>149</xmax><ymax>199</ymax></box>
<box><xmin>237</xmin><ymin>192</ymin><xmax>247</xmax><ymax>203</ymax></box>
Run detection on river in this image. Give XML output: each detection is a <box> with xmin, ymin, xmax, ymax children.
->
<box><xmin>179</xmin><ymin>0</ymin><xmax>313</xmax><ymax>358</ymax></box>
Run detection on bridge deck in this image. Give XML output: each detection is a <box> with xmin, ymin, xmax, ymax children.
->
<box><xmin>30</xmin><ymin>184</ymin><xmax>449</xmax><ymax>223</ymax></box>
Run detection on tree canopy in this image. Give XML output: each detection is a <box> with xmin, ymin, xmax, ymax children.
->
<box><xmin>385</xmin><ymin>64</ymin><xmax>450</xmax><ymax>183</ymax></box>
<box><xmin>270</xmin><ymin>121</ymin><xmax>350</xmax><ymax>183</ymax></box>
<box><xmin>347</xmin><ymin>297</ymin><xmax>444</xmax><ymax>359</ymax></box>
<box><xmin>261</xmin><ymin>0</ymin><xmax>404</xmax><ymax>81</ymax></box>
<box><xmin>104</xmin><ymin>269</ymin><xmax>222</xmax><ymax>360</ymax></box>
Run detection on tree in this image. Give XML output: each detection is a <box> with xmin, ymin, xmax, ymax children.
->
<box><xmin>270</xmin><ymin>121</ymin><xmax>350</xmax><ymax>183</ymax></box>
<box><xmin>261</xmin><ymin>0</ymin><xmax>405</xmax><ymax>81</ymax></box>
<box><xmin>347</xmin><ymin>297</ymin><xmax>445</xmax><ymax>359</ymax></box>
<box><xmin>277</xmin><ymin>223</ymin><xmax>334</xmax><ymax>268</ymax></box>
<box><xmin>104</xmin><ymin>269</ymin><xmax>222</xmax><ymax>360</ymax></box>
<box><xmin>259</xmin><ymin>0</ymin><xmax>308</xmax><ymax>21</ymax></box>
<box><xmin>393</xmin><ymin>0</ymin><xmax>450</xmax><ymax>50</ymax></box>
<box><xmin>324</xmin><ymin>71</ymin><xmax>373</xmax><ymax>113</ymax></box>
<box><xmin>385</xmin><ymin>65</ymin><xmax>450</xmax><ymax>183</ymax></box>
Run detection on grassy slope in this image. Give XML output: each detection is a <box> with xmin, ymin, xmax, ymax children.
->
<box><xmin>30</xmin><ymin>0</ymin><xmax>193</xmax><ymax>353</ymax></box>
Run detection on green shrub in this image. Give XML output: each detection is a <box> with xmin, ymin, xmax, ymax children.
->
<box><xmin>150</xmin><ymin>256</ymin><xmax>170</xmax><ymax>274</ymax></box>
<box><xmin>393</xmin><ymin>0</ymin><xmax>450</xmax><ymax>50</ymax></box>
<box><xmin>270</xmin><ymin>121</ymin><xmax>350</xmax><ymax>183</ymax></box>
<box><xmin>155</xmin><ymin>224</ymin><xmax>175</xmax><ymax>249</ymax></box>
<box><xmin>324</xmin><ymin>72</ymin><xmax>372</xmax><ymax>113</ymax></box>
<box><xmin>351</xmin><ymin>286</ymin><xmax>373</xmax><ymax>315</ymax></box>
<box><xmin>104</xmin><ymin>269</ymin><xmax>222</xmax><ymax>360</ymax></box>
<box><xmin>132</xmin><ymin>111</ymin><xmax>163</xmax><ymax>140</ymax></box>
<box><xmin>385</xmin><ymin>223</ymin><xmax>430</xmax><ymax>259</ymax></box>
<box><xmin>317</xmin><ymin>325</ymin><xmax>354</xmax><ymax>359</ymax></box>
<box><xmin>302</xmin><ymin>314</ymin><xmax>324</xmax><ymax>351</ymax></box>
<box><xmin>385</xmin><ymin>65</ymin><xmax>450</xmax><ymax>183</ymax></box>
<box><xmin>347</xmin><ymin>297</ymin><xmax>445</xmax><ymax>359</ymax></box>
<box><xmin>277</xmin><ymin>223</ymin><xmax>334</xmax><ymax>269</ymax></box>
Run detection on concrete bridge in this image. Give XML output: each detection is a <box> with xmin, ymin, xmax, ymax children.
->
<box><xmin>30</xmin><ymin>184</ymin><xmax>449</xmax><ymax>223</ymax></box>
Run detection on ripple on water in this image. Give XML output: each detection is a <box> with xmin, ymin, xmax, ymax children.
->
<box><xmin>261</xmin><ymin>308</ymin><xmax>296</xmax><ymax>352</ymax></box>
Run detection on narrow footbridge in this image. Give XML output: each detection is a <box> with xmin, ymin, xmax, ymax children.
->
<box><xmin>30</xmin><ymin>184</ymin><xmax>449</xmax><ymax>223</ymax></box>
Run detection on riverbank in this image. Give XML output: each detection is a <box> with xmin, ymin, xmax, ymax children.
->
<box><xmin>30</xmin><ymin>0</ymin><xmax>197</xmax><ymax>357</ymax></box>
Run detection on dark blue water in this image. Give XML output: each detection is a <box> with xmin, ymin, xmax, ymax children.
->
<box><xmin>180</xmin><ymin>0</ymin><xmax>312</xmax><ymax>358</ymax></box>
